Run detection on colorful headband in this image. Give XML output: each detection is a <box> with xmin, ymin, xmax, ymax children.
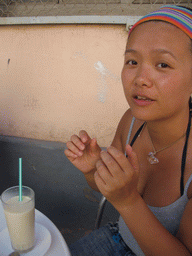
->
<box><xmin>129</xmin><ymin>5</ymin><xmax>192</xmax><ymax>39</ymax></box>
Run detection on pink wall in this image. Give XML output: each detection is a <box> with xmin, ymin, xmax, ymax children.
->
<box><xmin>0</xmin><ymin>24</ymin><xmax>128</xmax><ymax>146</ymax></box>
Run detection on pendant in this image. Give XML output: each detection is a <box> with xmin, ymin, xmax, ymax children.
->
<box><xmin>147</xmin><ymin>152</ymin><xmax>159</xmax><ymax>164</ymax></box>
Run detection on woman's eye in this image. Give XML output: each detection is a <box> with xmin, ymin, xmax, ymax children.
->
<box><xmin>157</xmin><ymin>63</ymin><xmax>169</xmax><ymax>68</ymax></box>
<box><xmin>126</xmin><ymin>60</ymin><xmax>137</xmax><ymax>65</ymax></box>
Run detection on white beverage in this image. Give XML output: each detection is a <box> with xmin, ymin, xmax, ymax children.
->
<box><xmin>4</xmin><ymin>195</ymin><xmax>35</xmax><ymax>251</ymax></box>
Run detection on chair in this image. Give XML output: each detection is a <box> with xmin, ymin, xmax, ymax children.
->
<box><xmin>95</xmin><ymin>196</ymin><xmax>107</xmax><ymax>229</ymax></box>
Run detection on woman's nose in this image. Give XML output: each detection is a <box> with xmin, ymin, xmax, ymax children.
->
<box><xmin>134</xmin><ymin>66</ymin><xmax>153</xmax><ymax>88</ymax></box>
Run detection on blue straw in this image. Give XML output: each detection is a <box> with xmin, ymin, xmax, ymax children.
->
<box><xmin>19</xmin><ymin>158</ymin><xmax>22</xmax><ymax>201</ymax></box>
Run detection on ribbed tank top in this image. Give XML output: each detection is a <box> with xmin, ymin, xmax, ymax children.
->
<box><xmin>118</xmin><ymin>117</ymin><xmax>192</xmax><ymax>255</ymax></box>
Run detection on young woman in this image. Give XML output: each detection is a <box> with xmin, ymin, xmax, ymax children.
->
<box><xmin>65</xmin><ymin>5</ymin><xmax>192</xmax><ymax>255</ymax></box>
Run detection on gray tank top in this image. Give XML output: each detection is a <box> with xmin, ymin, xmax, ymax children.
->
<box><xmin>118</xmin><ymin>117</ymin><xmax>192</xmax><ymax>255</ymax></box>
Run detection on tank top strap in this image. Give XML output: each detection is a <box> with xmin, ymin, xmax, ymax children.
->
<box><xmin>125</xmin><ymin>117</ymin><xmax>135</xmax><ymax>146</ymax></box>
<box><xmin>125</xmin><ymin>117</ymin><xmax>145</xmax><ymax>157</ymax></box>
<box><xmin>125</xmin><ymin>115</ymin><xmax>192</xmax><ymax>197</ymax></box>
<box><xmin>184</xmin><ymin>173</ymin><xmax>192</xmax><ymax>195</ymax></box>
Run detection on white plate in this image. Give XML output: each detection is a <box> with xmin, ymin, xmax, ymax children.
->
<box><xmin>0</xmin><ymin>222</ymin><xmax>51</xmax><ymax>256</ymax></box>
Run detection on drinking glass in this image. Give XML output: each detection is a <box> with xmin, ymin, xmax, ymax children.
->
<box><xmin>1</xmin><ymin>186</ymin><xmax>35</xmax><ymax>252</ymax></box>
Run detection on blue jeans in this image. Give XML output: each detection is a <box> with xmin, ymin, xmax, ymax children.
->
<box><xmin>69</xmin><ymin>223</ymin><xmax>136</xmax><ymax>256</ymax></box>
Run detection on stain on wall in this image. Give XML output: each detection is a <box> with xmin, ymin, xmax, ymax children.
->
<box><xmin>94</xmin><ymin>60</ymin><xmax>120</xmax><ymax>103</ymax></box>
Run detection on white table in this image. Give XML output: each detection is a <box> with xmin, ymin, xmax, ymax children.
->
<box><xmin>0</xmin><ymin>202</ymin><xmax>71</xmax><ymax>256</ymax></box>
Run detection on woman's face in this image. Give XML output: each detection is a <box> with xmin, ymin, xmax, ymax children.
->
<box><xmin>121</xmin><ymin>21</ymin><xmax>192</xmax><ymax>122</ymax></box>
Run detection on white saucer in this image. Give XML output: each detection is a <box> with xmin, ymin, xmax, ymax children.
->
<box><xmin>0</xmin><ymin>222</ymin><xmax>51</xmax><ymax>256</ymax></box>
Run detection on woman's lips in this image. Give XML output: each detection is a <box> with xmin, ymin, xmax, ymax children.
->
<box><xmin>135</xmin><ymin>95</ymin><xmax>153</xmax><ymax>101</ymax></box>
<box><xmin>133</xmin><ymin>95</ymin><xmax>155</xmax><ymax>106</ymax></box>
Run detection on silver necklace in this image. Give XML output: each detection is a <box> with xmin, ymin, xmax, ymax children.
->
<box><xmin>147</xmin><ymin>127</ymin><xmax>186</xmax><ymax>164</ymax></box>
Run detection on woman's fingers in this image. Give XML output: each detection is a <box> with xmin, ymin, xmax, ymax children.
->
<box><xmin>95</xmin><ymin>160</ymin><xmax>108</xmax><ymax>185</ymax></box>
<box><xmin>94</xmin><ymin>146</ymin><xmax>140</xmax><ymax>208</ymax></box>
<box><xmin>94</xmin><ymin>151</ymin><xmax>126</xmax><ymax>191</ymax></box>
<box><xmin>96</xmin><ymin>158</ymin><xmax>116</xmax><ymax>180</ymax></box>
<box><xmin>65</xmin><ymin>131</ymin><xmax>101</xmax><ymax>165</ymax></box>
<box><xmin>70</xmin><ymin>134</ymin><xmax>85</xmax><ymax>150</ymax></box>
<box><xmin>104</xmin><ymin>146</ymin><xmax>132</xmax><ymax>175</ymax></box>
<box><xmin>79</xmin><ymin>130</ymin><xmax>92</xmax><ymax>145</ymax></box>
<box><xmin>100</xmin><ymin>150</ymin><xmax>123</xmax><ymax>178</ymax></box>
<box><xmin>66</xmin><ymin>130</ymin><xmax>91</xmax><ymax>155</ymax></box>
<box><xmin>89</xmin><ymin>138</ymin><xmax>101</xmax><ymax>156</ymax></box>
<box><xmin>94</xmin><ymin>146</ymin><xmax>139</xmax><ymax>189</ymax></box>
<box><xmin>125</xmin><ymin>144</ymin><xmax>139</xmax><ymax>172</ymax></box>
<box><xmin>65</xmin><ymin>141</ymin><xmax>83</xmax><ymax>157</ymax></box>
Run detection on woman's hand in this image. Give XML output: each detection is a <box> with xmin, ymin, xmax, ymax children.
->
<box><xmin>94</xmin><ymin>145</ymin><xmax>140</xmax><ymax>209</ymax></box>
<box><xmin>64</xmin><ymin>130</ymin><xmax>101</xmax><ymax>174</ymax></box>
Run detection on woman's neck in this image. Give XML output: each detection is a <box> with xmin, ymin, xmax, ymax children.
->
<box><xmin>145</xmin><ymin>110</ymin><xmax>190</xmax><ymax>150</ymax></box>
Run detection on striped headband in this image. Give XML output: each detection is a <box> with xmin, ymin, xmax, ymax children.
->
<box><xmin>129</xmin><ymin>5</ymin><xmax>192</xmax><ymax>39</ymax></box>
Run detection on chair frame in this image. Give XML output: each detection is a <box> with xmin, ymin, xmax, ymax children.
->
<box><xmin>95</xmin><ymin>196</ymin><xmax>107</xmax><ymax>229</ymax></box>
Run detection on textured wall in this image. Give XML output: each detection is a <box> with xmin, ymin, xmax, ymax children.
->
<box><xmin>0</xmin><ymin>24</ymin><xmax>128</xmax><ymax>147</ymax></box>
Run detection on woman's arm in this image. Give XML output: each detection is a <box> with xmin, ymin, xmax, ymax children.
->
<box><xmin>94</xmin><ymin>145</ymin><xmax>192</xmax><ymax>255</ymax></box>
<box><xmin>119</xmin><ymin>194</ymin><xmax>192</xmax><ymax>255</ymax></box>
<box><xmin>176</xmin><ymin>198</ymin><xmax>192</xmax><ymax>253</ymax></box>
<box><xmin>64</xmin><ymin>109</ymin><xmax>132</xmax><ymax>192</ymax></box>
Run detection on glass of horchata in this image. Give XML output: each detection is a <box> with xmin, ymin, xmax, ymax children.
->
<box><xmin>1</xmin><ymin>186</ymin><xmax>35</xmax><ymax>253</ymax></box>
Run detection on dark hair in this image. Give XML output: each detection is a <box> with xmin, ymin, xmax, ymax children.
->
<box><xmin>181</xmin><ymin>6</ymin><xmax>192</xmax><ymax>110</ymax></box>
<box><xmin>189</xmin><ymin>97</ymin><xmax>192</xmax><ymax>110</ymax></box>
